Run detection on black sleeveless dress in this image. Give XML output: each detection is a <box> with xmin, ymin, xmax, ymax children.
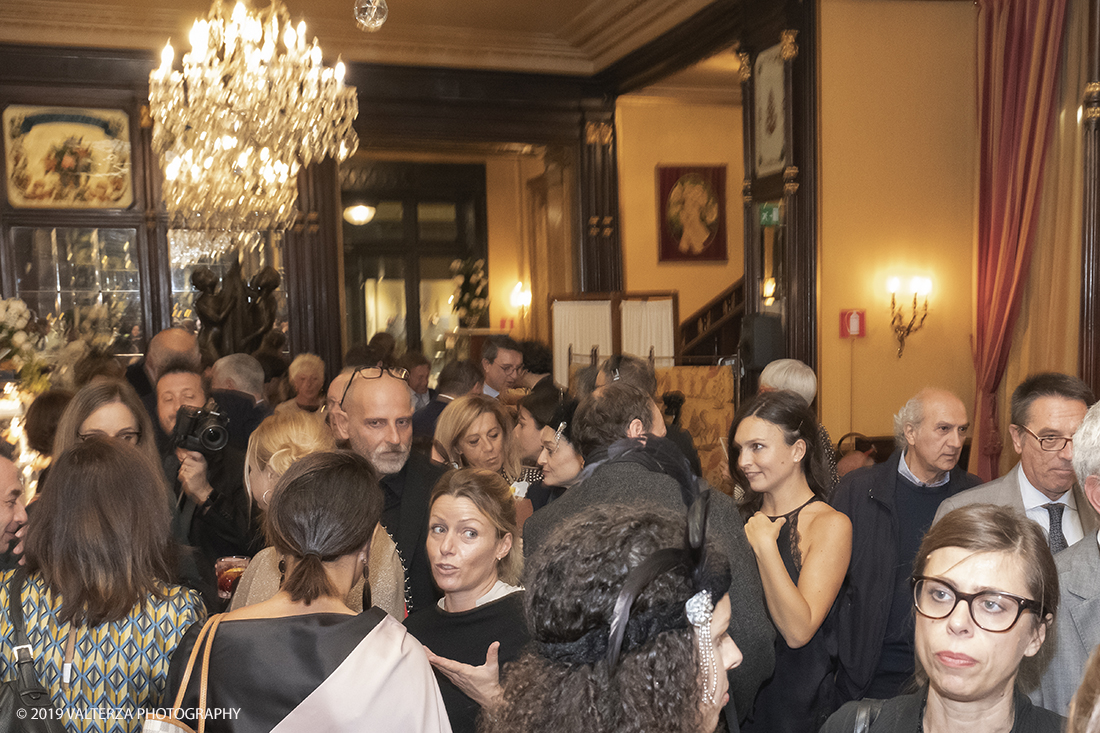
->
<box><xmin>742</xmin><ymin>497</ymin><xmax>838</xmax><ymax>733</ymax></box>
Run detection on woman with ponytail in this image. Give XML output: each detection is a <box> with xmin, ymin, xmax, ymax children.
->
<box><xmin>228</xmin><ymin>411</ymin><xmax>405</xmax><ymax>618</ymax></box>
<box><xmin>165</xmin><ymin>452</ymin><xmax>453</xmax><ymax>732</ymax></box>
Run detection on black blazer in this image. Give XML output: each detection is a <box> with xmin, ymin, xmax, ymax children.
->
<box><xmin>386</xmin><ymin>453</ymin><xmax>447</xmax><ymax>614</ymax></box>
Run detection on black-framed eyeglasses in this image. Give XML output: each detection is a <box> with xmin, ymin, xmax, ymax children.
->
<box><xmin>911</xmin><ymin>576</ymin><xmax>1043</xmax><ymax>632</ymax></box>
<box><xmin>1014</xmin><ymin>424</ymin><xmax>1073</xmax><ymax>452</ymax></box>
<box><xmin>78</xmin><ymin>429</ymin><xmax>142</xmax><ymax>445</ymax></box>
<box><xmin>491</xmin><ymin>359</ymin><xmax>522</xmax><ymax>376</ymax></box>
<box><xmin>339</xmin><ymin>366</ymin><xmax>409</xmax><ymax>408</ymax></box>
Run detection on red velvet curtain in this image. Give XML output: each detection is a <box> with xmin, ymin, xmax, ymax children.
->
<box><xmin>971</xmin><ymin>0</ymin><xmax>1069</xmax><ymax>480</ymax></box>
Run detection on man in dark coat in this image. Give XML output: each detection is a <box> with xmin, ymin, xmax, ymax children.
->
<box><xmin>830</xmin><ymin>388</ymin><xmax>980</xmax><ymax>703</ymax></box>
<box><xmin>335</xmin><ymin>367</ymin><xmax>446</xmax><ymax>613</ymax></box>
<box><xmin>523</xmin><ymin>381</ymin><xmax>775</xmax><ymax>727</ymax></box>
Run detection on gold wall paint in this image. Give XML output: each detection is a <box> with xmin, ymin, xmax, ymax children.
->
<box><xmin>819</xmin><ymin>0</ymin><xmax>979</xmax><ymax>441</ymax></box>
<box><xmin>616</xmin><ymin>96</ymin><xmax>745</xmax><ymax>318</ymax></box>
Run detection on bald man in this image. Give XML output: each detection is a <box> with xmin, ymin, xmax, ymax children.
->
<box><xmin>126</xmin><ymin>327</ymin><xmax>202</xmax><ymax>399</ymax></box>
<box><xmin>830</xmin><ymin>388</ymin><xmax>981</xmax><ymax>703</ymax></box>
<box><xmin>0</xmin><ymin>457</ymin><xmax>27</xmax><ymax>559</ymax></box>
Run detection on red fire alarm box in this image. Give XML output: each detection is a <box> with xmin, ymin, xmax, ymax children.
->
<box><xmin>840</xmin><ymin>310</ymin><xmax>866</xmax><ymax>338</ymax></box>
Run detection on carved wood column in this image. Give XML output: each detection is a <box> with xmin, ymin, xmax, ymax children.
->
<box><xmin>579</xmin><ymin>107</ymin><xmax>623</xmax><ymax>292</ymax></box>
<box><xmin>1081</xmin><ymin>0</ymin><xmax>1100</xmax><ymax>393</ymax></box>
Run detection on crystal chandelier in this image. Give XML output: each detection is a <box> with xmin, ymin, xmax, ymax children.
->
<box><xmin>148</xmin><ymin>0</ymin><xmax>359</xmax><ymax>235</ymax></box>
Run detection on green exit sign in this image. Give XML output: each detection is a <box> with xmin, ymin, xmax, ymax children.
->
<box><xmin>759</xmin><ymin>203</ymin><xmax>781</xmax><ymax>227</ymax></box>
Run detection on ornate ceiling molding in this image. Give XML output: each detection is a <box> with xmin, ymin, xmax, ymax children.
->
<box><xmin>0</xmin><ymin>0</ymin><xmax>718</xmax><ymax>76</ymax></box>
<box><xmin>561</xmin><ymin>0</ymin><xmax>716</xmax><ymax>70</ymax></box>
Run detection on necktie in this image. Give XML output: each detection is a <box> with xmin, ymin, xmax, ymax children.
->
<box><xmin>1044</xmin><ymin>503</ymin><xmax>1068</xmax><ymax>554</ymax></box>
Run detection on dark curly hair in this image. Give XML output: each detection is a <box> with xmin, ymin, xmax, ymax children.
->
<box><xmin>483</xmin><ymin>506</ymin><xmax>711</xmax><ymax>733</ymax></box>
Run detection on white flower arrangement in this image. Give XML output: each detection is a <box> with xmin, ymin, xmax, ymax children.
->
<box><xmin>450</xmin><ymin>257</ymin><xmax>490</xmax><ymax>327</ymax></box>
<box><xmin>0</xmin><ymin>298</ymin><xmax>48</xmax><ymax>393</ymax></box>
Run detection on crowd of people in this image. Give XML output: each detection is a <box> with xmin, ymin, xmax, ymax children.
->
<box><xmin>5</xmin><ymin>328</ymin><xmax>1100</xmax><ymax>732</ymax></box>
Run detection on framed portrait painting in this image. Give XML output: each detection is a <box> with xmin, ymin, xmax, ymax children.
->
<box><xmin>657</xmin><ymin>165</ymin><xmax>727</xmax><ymax>263</ymax></box>
<box><xmin>3</xmin><ymin>105</ymin><xmax>133</xmax><ymax>209</ymax></box>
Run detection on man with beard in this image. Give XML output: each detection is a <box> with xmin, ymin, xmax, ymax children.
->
<box><xmin>333</xmin><ymin>366</ymin><xmax>446</xmax><ymax>612</ymax></box>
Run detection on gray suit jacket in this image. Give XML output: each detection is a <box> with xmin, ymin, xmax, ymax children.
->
<box><xmin>1033</xmin><ymin>535</ymin><xmax>1100</xmax><ymax>715</ymax></box>
<box><xmin>933</xmin><ymin>464</ymin><xmax>1100</xmax><ymax>539</ymax></box>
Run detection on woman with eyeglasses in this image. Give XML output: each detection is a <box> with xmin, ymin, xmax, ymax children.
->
<box><xmin>821</xmin><ymin>503</ymin><xmax>1063</xmax><ymax>733</ymax></box>
<box><xmin>52</xmin><ymin>379</ymin><xmax>219</xmax><ymax>607</ymax></box>
<box><xmin>53</xmin><ymin>379</ymin><xmax>158</xmax><ymax>464</ymax></box>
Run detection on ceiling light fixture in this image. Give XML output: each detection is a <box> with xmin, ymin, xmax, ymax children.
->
<box><xmin>149</xmin><ymin>0</ymin><xmax>359</xmax><ymax>241</ymax></box>
<box><xmin>354</xmin><ymin>0</ymin><xmax>388</xmax><ymax>31</ymax></box>
<box><xmin>343</xmin><ymin>204</ymin><xmax>376</xmax><ymax>225</ymax></box>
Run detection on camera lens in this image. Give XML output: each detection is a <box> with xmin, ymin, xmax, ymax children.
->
<box><xmin>200</xmin><ymin>424</ymin><xmax>229</xmax><ymax>452</ymax></box>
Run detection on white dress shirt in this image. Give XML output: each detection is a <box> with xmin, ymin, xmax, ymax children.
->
<box><xmin>1019</xmin><ymin>465</ymin><xmax>1085</xmax><ymax>547</ymax></box>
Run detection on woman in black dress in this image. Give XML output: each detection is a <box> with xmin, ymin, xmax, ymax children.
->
<box><xmin>404</xmin><ymin>468</ymin><xmax>529</xmax><ymax>733</ymax></box>
<box><xmin>731</xmin><ymin>390</ymin><xmax>851</xmax><ymax>732</ymax></box>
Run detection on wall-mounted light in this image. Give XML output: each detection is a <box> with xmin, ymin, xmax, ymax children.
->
<box><xmin>887</xmin><ymin>276</ymin><xmax>931</xmax><ymax>357</ymax></box>
<box><xmin>762</xmin><ymin>277</ymin><xmax>777</xmax><ymax>306</ymax></box>
<box><xmin>343</xmin><ymin>204</ymin><xmax>376</xmax><ymax>225</ymax></box>
<box><xmin>510</xmin><ymin>281</ymin><xmax>532</xmax><ymax>310</ymax></box>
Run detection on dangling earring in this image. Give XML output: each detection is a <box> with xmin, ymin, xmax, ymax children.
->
<box><xmin>278</xmin><ymin>556</ymin><xmax>286</xmax><ymax>584</ymax></box>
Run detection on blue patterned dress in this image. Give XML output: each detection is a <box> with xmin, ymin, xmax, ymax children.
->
<box><xmin>0</xmin><ymin>569</ymin><xmax>204</xmax><ymax>733</ymax></box>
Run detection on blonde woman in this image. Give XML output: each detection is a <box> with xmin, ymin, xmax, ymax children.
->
<box><xmin>404</xmin><ymin>469</ymin><xmax>528</xmax><ymax>733</ymax></box>
<box><xmin>229</xmin><ymin>411</ymin><xmax>406</xmax><ymax>618</ymax></box>
<box><xmin>433</xmin><ymin>395</ymin><xmax>522</xmax><ymax>488</ymax></box>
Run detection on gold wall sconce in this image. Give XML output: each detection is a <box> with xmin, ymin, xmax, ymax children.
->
<box><xmin>887</xmin><ymin>276</ymin><xmax>931</xmax><ymax>357</ymax></box>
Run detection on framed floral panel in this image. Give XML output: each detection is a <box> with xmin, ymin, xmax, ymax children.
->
<box><xmin>753</xmin><ymin>44</ymin><xmax>787</xmax><ymax>178</ymax></box>
<box><xmin>3</xmin><ymin>105</ymin><xmax>133</xmax><ymax>208</ymax></box>
<box><xmin>657</xmin><ymin>165</ymin><xmax>727</xmax><ymax>263</ymax></box>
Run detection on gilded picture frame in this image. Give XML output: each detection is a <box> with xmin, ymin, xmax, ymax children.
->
<box><xmin>656</xmin><ymin>165</ymin><xmax>728</xmax><ymax>263</ymax></box>
<box><xmin>3</xmin><ymin>105</ymin><xmax>134</xmax><ymax>209</ymax></box>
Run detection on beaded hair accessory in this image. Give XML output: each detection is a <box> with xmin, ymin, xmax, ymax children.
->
<box><xmin>603</xmin><ymin>490</ymin><xmax>729</xmax><ymax>709</ymax></box>
<box><xmin>553</xmin><ymin>420</ymin><xmax>568</xmax><ymax>447</ymax></box>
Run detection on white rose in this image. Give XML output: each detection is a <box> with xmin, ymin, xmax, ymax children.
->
<box><xmin>0</xmin><ymin>302</ymin><xmax>9</xmax><ymax>322</ymax></box>
<box><xmin>11</xmin><ymin>356</ymin><xmax>23</xmax><ymax>370</ymax></box>
<box><xmin>15</xmin><ymin>314</ymin><xmax>29</xmax><ymax>329</ymax></box>
<box><xmin>10</xmin><ymin>300</ymin><xmax>25</xmax><ymax>315</ymax></box>
<box><xmin>11</xmin><ymin>331</ymin><xmax>25</xmax><ymax>347</ymax></box>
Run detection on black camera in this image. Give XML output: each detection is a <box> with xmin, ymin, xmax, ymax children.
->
<box><xmin>172</xmin><ymin>401</ymin><xmax>230</xmax><ymax>454</ymax></box>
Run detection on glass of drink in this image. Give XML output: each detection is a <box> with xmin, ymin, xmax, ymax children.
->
<box><xmin>215</xmin><ymin>556</ymin><xmax>250</xmax><ymax>599</ymax></box>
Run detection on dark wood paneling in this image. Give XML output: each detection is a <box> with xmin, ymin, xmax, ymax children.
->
<box><xmin>579</xmin><ymin>107</ymin><xmax>623</xmax><ymax>292</ymax></box>
<box><xmin>285</xmin><ymin>160</ymin><xmax>344</xmax><ymax>372</ymax></box>
<box><xmin>1081</xmin><ymin>0</ymin><xmax>1100</xmax><ymax>394</ymax></box>
<box><xmin>598</xmin><ymin>0</ymin><xmax>744</xmax><ymax>94</ymax></box>
<box><xmin>736</xmin><ymin>0</ymin><xmax>818</xmax><ymax>375</ymax></box>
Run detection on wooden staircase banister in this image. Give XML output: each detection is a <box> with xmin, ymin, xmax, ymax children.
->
<box><xmin>678</xmin><ymin>278</ymin><xmax>745</xmax><ymax>359</ymax></box>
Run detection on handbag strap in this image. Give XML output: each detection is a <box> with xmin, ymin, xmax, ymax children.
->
<box><xmin>852</xmin><ymin>698</ymin><xmax>884</xmax><ymax>733</ymax></box>
<box><xmin>6</xmin><ymin>567</ymin><xmax>43</xmax><ymax>689</ymax></box>
<box><xmin>194</xmin><ymin>614</ymin><xmax>223</xmax><ymax>733</ymax></box>
<box><xmin>169</xmin><ymin>615</ymin><xmax>222</xmax><ymax>718</ymax></box>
